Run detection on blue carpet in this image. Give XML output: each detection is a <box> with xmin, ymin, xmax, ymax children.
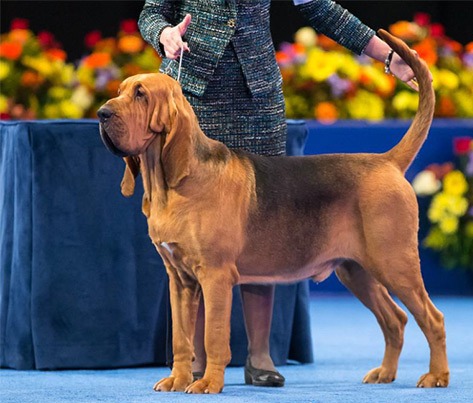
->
<box><xmin>1</xmin><ymin>295</ymin><xmax>472</xmax><ymax>403</ymax></box>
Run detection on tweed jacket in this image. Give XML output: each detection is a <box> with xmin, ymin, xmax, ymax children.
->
<box><xmin>138</xmin><ymin>0</ymin><xmax>375</xmax><ymax>97</ymax></box>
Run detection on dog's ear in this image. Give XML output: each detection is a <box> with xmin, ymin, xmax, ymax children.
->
<box><xmin>159</xmin><ymin>87</ymin><xmax>194</xmax><ymax>188</ymax></box>
<box><xmin>121</xmin><ymin>156</ymin><xmax>140</xmax><ymax>197</ymax></box>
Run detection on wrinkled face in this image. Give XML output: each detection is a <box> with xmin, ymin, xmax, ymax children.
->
<box><xmin>97</xmin><ymin>73</ymin><xmax>173</xmax><ymax>157</ymax></box>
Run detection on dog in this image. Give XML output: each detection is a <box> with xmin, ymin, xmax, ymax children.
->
<box><xmin>97</xmin><ymin>30</ymin><xmax>449</xmax><ymax>394</ymax></box>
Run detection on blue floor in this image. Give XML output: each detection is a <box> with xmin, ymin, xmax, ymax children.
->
<box><xmin>1</xmin><ymin>295</ymin><xmax>472</xmax><ymax>403</ymax></box>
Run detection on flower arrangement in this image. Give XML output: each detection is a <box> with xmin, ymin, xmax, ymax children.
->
<box><xmin>412</xmin><ymin>137</ymin><xmax>473</xmax><ymax>270</ymax></box>
<box><xmin>0</xmin><ymin>19</ymin><xmax>161</xmax><ymax>119</ymax></box>
<box><xmin>278</xmin><ymin>13</ymin><xmax>473</xmax><ymax>121</ymax></box>
<box><xmin>76</xmin><ymin>19</ymin><xmax>161</xmax><ymax>117</ymax></box>
<box><xmin>0</xmin><ymin>18</ymin><xmax>79</xmax><ymax>119</ymax></box>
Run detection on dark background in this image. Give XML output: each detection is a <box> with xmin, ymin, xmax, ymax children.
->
<box><xmin>1</xmin><ymin>1</ymin><xmax>473</xmax><ymax>61</ymax></box>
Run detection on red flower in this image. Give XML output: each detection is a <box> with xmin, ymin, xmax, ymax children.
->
<box><xmin>120</xmin><ymin>19</ymin><xmax>138</xmax><ymax>34</ymax></box>
<box><xmin>453</xmin><ymin>137</ymin><xmax>472</xmax><ymax>156</ymax></box>
<box><xmin>37</xmin><ymin>31</ymin><xmax>55</xmax><ymax>48</ymax></box>
<box><xmin>414</xmin><ymin>12</ymin><xmax>430</xmax><ymax>27</ymax></box>
<box><xmin>11</xmin><ymin>18</ymin><xmax>29</xmax><ymax>30</ymax></box>
<box><xmin>85</xmin><ymin>30</ymin><xmax>102</xmax><ymax>49</ymax></box>
<box><xmin>430</xmin><ymin>23</ymin><xmax>445</xmax><ymax>38</ymax></box>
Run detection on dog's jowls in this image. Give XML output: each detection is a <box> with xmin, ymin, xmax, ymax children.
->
<box><xmin>98</xmin><ymin>30</ymin><xmax>449</xmax><ymax>394</ymax></box>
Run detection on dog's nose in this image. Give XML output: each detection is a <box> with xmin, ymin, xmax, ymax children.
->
<box><xmin>97</xmin><ymin>106</ymin><xmax>113</xmax><ymax>121</ymax></box>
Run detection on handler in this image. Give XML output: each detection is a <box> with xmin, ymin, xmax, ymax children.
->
<box><xmin>138</xmin><ymin>0</ymin><xmax>417</xmax><ymax>387</ymax></box>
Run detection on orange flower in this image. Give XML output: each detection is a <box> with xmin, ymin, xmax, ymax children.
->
<box><xmin>9</xmin><ymin>29</ymin><xmax>31</xmax><ymax>44</ymax></box>
<box><xmin>94</xmin><ymin>38</ymin><xmax>117</xmax><ymax>53</ymax></box>
<box><xmin>45</xmin><ymin>48</ymin><xmax>67</xmax><ymax>62</ymax></box>
<box><xmin>444</xmin><ymin>39</ymin><xmax>463</xmax><ymax>54</ymax></box>
<box><xmin>106</xmin><ymin>79</ymin><xmax>121</xmax><ymax>96</ymax></box>
<box><xmin>466</xmin><ymin>42</ymin><xmax>473</xmax><ymax>53</ymax></box>
<box><xmin>389</xmin><ymin>21</ymin><xmax>422</xmax><ymax>42</ymax></box>
<box><xmin>118</xmin><ymin>35</ymin><xmax>143</xmax><ymax>54</ymax></box>
<box><xmin>437</xmin><ymin>96</ymin><xmax>456</xmax><ymax>117</ymax></box>
<box><xmin>20</xmin><ymin>70</ymin><xmax>44</xmax><ymax>87</ymax></box>
<box><xmin>122</xmin><ymin>63</ymin><xmax>143</xmax><ymax>77</ymax></box>
<box><xmin>314</xmin><ymin>102</ymin><xmax>338</xmax><ymax>123</ymax></box>
<box><xmin>317</xmin><ymin>35</ymin><xmax>341</xmax><ymax>51</ymax></box>
<box><xmin>83</xmin><ymin>52</ymin><xmax>112</xmax><ymax>68</ymax></box>
<box><xmin>276</xmin><ymin>51</ymin><xmax>291</xmax><ymax>65</ymax></box>
<box><xmin>412</xmin><ymin>38</ymin><xmax>437</xmax><ymax>66</ymax></box>
<box><xmin>0</xmin><ymin>41</ymin><xmax>23</xmax><ymax>60</ymax></box>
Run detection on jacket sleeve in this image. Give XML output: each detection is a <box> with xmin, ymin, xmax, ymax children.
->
<box><xmin>294</xmin><ymin>0</ymin><xmax>375</xmax><ymax>55</ymax></box>
<box><xmin>138</xmin><ymin>0</ymin><xmax>176</xmax><ymax>58</ymax></box>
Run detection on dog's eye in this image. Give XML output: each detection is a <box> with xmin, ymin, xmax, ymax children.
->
<box><xmin>135</xmin><ymin>87</ymin><xmax>145</xmax><ymax>99</ymax></box>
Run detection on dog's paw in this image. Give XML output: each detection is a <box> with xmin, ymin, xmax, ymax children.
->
<box><xmin>185</xmin><ymin>377</ymin><xmax>224</xmax><ymax>394</ymax></box>
<box><xmin>417</xmin><ymin>372</ymin><xmax>449</xmax><ymax>388</ymax></box>
<box><xmin>153</xmin><ymin>376</ymin><xmax>192</xmax><ymax>392</ymax></box>
<box><xmin>362</xmin><ymin>366</ymin><xmax>396</xmax><ymax>384</ymax></box>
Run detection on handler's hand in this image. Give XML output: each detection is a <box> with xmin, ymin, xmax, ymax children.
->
<box><xmin>389</xmin><ymin>50</ymin><xmax>433</xmax><ymax>91</ymax></box>
<box><xmin>160</xmin><ymin>14</ymin><xmax>191</xmax><ymax>59</ymax></box>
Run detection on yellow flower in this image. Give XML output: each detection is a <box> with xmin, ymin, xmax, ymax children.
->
<box><xmin>60</xmin><ymin>64</ymin><xmax>75</xmax><ymax>86</ymax></box>
<box><xmin>392</xmin><ymin>91</ymin><xmax>419</xmax><ymax>112</ymax></box>
<box><xmin>71</xmin><ymin>85</ymin><xmax>94</xmax><ymax>110</ymax></box>
<box><xmin>0</xmin><ymin>94</ymin><xmax>8</xmax><ymax>113</ymax></box>
<box><xmin>443</xmin><ymin>170</ymin><xmax>468</xmax><ymax>196</ymax></box>
<box><xmin>428</xmin><ymin>193</ymin><xmax>448</xmax><ymax>222</ymax></box>
<box><xmin>428</xmin><ymin>191</ymin><xmax>469</xmax><ymax>223</ymax></box>
<box><xmin>59</xmin><ymin>100</ymin><xmax>83</xmax><ymax>119</ymax></box>
<box><xmin>439</xmin><ymin>215</ymin><xmax>459</xmax><ymax>235</ymax></box>
<box><xmin>346</xmin><ymin>90</ymin><xmax>384</xmax><ymax>120</ymax></box>
<box><xmin>76</xmin><ymin>66</ymin><xmax>95</xmax><ymax>88</ymax></box>
<box><xmin>437</xmin><ymin>69</ymin><xmax>460</xmax><ymax>91</ymax></box>
<box><xmin>0</xmin><ymin>60</ymin><xmax>10</xmax><ymax>80</ymax></box>
<box><xmin>424</xmin><ymin>227</ymin><xmax>448</xmax><ymax>250</ymax></box>
<box><xmin>48</xmin><ymin>86</ymin><xmax>69</xmax><ymax>100</ymax></box>
<box><xmin>22</xmin><ymin>55</ymin><xmax>54</xmax><ymax>77</ymax></box>
<box><xmin>339</xmin><ymin>54</ymin><xmax>360</xmax><ymax>80</ymax></box>
<box><xmin>302</xmin><ymin>48</ymin><xmax>338</xmax><ymax>82</ymax></box>
<box><xmin>43</xmin><ymin>103</ymin><xmax>60</xmax><ymax>119</ymax></box>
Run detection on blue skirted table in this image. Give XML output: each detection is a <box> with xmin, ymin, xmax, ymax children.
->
<box><xmin>0</xmin><ymin>119</ymin><xmax>312</xmax><ymax>370</ymax></box>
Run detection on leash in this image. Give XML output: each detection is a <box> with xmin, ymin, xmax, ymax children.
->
<box><xmin>176</xmin><ymin>46</ymin><xmax>184</xmax><ymax>83</ymax></box>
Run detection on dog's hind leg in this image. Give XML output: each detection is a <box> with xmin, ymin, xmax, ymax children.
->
<box><xmin>336</xmin><ymin>261</ymin><xmax>408</xmax><ymax>384</ymax></box>
<box><xmin>364</xmin><ymin>248</ymin><xmax>450</xmax><ymax>388</ymax></box>
<box><xmin>370</xmin><ymin>257</ymin><xmax>449</xmax><ymax>387</ymax></box>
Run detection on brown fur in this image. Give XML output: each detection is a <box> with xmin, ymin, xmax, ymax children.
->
<box><xmin>98</xmin><ymin>30</ymin><xmax>449</xmax><ymax>394</ymax></box>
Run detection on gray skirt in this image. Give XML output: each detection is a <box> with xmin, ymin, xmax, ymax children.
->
<box><xmin>184</xmin><ymin>42</ymin><xmax>287</xmax><ymax>156</ymax></box>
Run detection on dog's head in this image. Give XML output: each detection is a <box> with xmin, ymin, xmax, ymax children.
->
<box><xmin>98</xmin><ymin>73</ymin><xmax>184</xmax><ymax>157</ymax></box>
<box><xmin>98</xmin><ymin>73</ymin><xmax>195</xmax><ymax>192</ymax></box>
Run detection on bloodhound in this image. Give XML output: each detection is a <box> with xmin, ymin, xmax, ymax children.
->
<box><xmin>98</xmin><ymin>30</ymin><xmax>449</xmax><ymax>394</ymax></box>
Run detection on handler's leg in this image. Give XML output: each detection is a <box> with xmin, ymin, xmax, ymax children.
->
<box><xmin>241</xmin><ymin>284</ymin><xmax>285</xmax><ymax>386</ymax></box>
<box><xmin>241</xmin><ymin>284</ymin><xmax>276</xmax><ymax>371</ymax></box>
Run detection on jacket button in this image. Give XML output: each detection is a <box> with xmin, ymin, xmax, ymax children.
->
<box><xmin>227</xmin><ymin>19</ymin><xmax>236</xmax><ymax>28</ymax></box>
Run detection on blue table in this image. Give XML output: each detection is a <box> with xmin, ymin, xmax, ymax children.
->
<box><xmin>0</xmin><ymin>119</ymin><xmax>312</xmax><ymax>370</ymax></box>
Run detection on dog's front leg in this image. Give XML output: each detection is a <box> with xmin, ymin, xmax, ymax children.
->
<box><xmin>154</xmin><ymin>266</ymin><xmax>201</xmax><ymax>392</ymax></box>
<box><xmin>185</xmin><ymin>267</ymin><xmax>237</xmax><ymax>394</ymax></box>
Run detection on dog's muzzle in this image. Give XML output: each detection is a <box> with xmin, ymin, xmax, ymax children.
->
<box><xmin>97</xmin><ymin>106</ymin><xmax>129</xmax><ymax>157</ymax></box>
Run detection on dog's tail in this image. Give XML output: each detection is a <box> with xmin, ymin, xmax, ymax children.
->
<box><xmin>379</xmin><ymin>29</ymin><xmax>435</xmax><ymax>173</ymax></box>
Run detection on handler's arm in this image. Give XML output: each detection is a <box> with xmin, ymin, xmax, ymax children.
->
<box><xmin>138</xmin><ymin>0</ymin><xmax>176</xmax><ymax>58</ymax></box>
